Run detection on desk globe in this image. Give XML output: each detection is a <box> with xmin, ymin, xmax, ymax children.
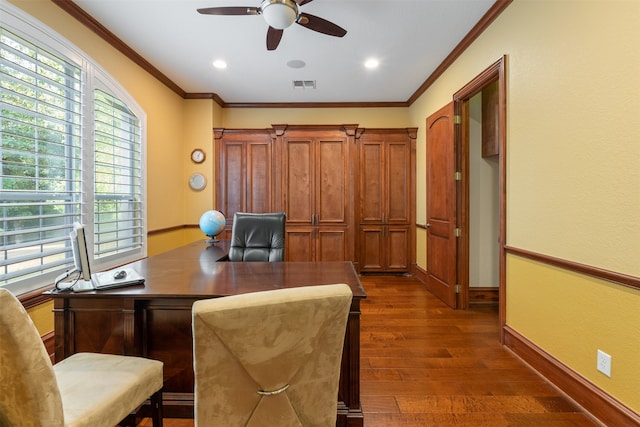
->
<box><xmin>199</xmin><ymin>210</ymin><xmax>226</xmax><ymax>243</ymax></box>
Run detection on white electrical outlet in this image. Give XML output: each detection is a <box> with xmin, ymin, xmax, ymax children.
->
<box><xmin>597</xmin><ymin>349</ymin><xmax>612</xmax><ymax>377</ymax></box>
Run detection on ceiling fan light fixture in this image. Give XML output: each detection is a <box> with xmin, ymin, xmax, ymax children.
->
<box><xmin>261</xmin><ymin>0</ymin><xmax>298</xmax><ymax>29</ymax></box>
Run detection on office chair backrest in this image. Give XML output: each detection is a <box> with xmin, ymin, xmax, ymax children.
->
<box><xmin>228</xmin><ymin>212</ymin><xmax>286</xmax><ymax>262</ymax></box>
<box><xmin>0</xmin><ymin>288</ymin><xmax>65</xmax><ymax>426</ymax></box>
<box><xmin>192</xmin><ymin>283</ymin><xmax>353</xmax><ymax>427</ymax></box>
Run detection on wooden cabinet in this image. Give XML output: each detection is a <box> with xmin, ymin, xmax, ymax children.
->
<box><xmin>359</xmin><ymin>225</ymin><xmax>410</xmax><ymax>272</ymax></box>
<box><xmin>214</xmin><ymin>129</ymin><xmax>275</xmax><ymax>237</ymax></box>
<box><xmin>356</xmin><ymin>128</ymin><xmax>416</xmax><ymax>272</ymax></box>
<box><xmin>481</xmin><ymin>80</ymin><xmax>499</xmax><ymax>157</ymax></box>
<box><xmin>213</xmin><ymin>125</ymin><xmax>416</xmax><ymax>269</ymax></box>
<box><xmin>277</xmin><ymin>125</ymin><xmax>357</xmax><ymax>262</ymax></box>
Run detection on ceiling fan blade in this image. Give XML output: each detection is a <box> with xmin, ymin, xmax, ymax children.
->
<box><xmin>197</xmin><ymin>6</ymin><xmax>259</xmax><ymax>16</ymax></box>
<box><xmin>294</xmin><ymin>0</ymin><xmax>314</xmax><ymax>5</ymax></box>
<box><xmin>297</xmin><ymin>13</ymin><xmax>347</xmax><ymax>37</ymax></box>
<box><xmin>266</xmin><ymin>26</ymin><xmax>284</xmax><ymax>51</ymax></box>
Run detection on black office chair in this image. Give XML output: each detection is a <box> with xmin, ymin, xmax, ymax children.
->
<box><xmin>228</xmin><ymin>212</ymin><xmax>286</xmax><ymax>262</ymax></box>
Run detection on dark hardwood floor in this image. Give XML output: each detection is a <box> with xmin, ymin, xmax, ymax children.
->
<box><xmin>138</xmin><ymin>274</ymin><xmax>600</xmax><ymax>427</ymax></box>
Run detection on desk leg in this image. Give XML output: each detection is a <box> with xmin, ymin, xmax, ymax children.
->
<box><xmin>52</xmin><ymin>298</ymin><xmax>68</xmax><ymax>362</ymax></box>
<box><xmin>337</xmin><ymin>300</ymin><xmax>364</xmax><ymax>427</ymax></box>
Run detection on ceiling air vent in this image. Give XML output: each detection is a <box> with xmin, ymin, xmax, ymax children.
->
<box><xmin>293</xmin><ymin>80</ymin><xmax>316</xmax><ymax>90</ymax></box>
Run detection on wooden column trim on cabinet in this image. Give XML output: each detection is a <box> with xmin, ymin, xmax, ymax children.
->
<box><xmin>408</xmin><ymin>127</ymin><xmax>417</xmax><ymax>273</ymax></box>
<box><xmin>271</xmin><ymin>124</ymin><xmax>287</xmax><ymax>136</ymax></box>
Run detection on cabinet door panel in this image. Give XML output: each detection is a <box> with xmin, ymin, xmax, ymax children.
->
<box><xmin>219</xmin><ymin>142</ymin><xmax>245</xmax><ymax>218</ymax></box>
<box><xmin>359</xmin><ymin>142</ymin><xmax>384</xmax><ymax>223</ymax></box>
<box><xmin>284</xmin><ymin>140</ymin><xmax>313</xmax><ymax>224</ymax></box>
<box><xmin>317</xmin><ymin>139</ymin><xmax>347</xmax><ymax>224</ymax></box>
<box><xmin>144</xmin><ymin>303</ymin><xmax>194</xmax><ymax>392</ymax></box>
<box><xmin>359</xmin><ymin>226</ymin><xmax>384</xmax><ymax>271</ymax></box>
<box><xmin>285</xmin><ymin>227</ymin><xmax>314</xmax><ymax>261</ymax></box>
<box><xmin>247</xmin><ymin>141</ymin><xmax>272</xmax><ymax>212</ymax></box>
<box><xmin>387</xmin><ymin>141</ymin><xmax>410</xmax><ymax>223</ymax></box>
<box><xmin>387</xmin><ymin>226</ymin><xmax>409</xmax><ymax>271</ymax></box>
<box><xmin>316</xmin><ymin>228</ymin><xmax>347</xmax><ymax>262</ymax></box>
<box><xmin>70</xmin><ymin>309</ymin><xmax>125</xmax><ymax>354</ymax></box>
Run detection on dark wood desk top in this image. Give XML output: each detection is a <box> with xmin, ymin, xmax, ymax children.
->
<box><xmin>50</xmin><ymin>241</ymin><xmax>366</xmax><ymax>300</ymax></box>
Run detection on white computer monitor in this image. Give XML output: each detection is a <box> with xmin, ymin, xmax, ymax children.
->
<box><xmin>69</xmin><ymin>221</ymin><xmax>92</xmax><ymax>284</ymax></box>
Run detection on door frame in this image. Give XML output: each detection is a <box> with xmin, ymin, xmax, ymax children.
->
<box><xmin>453</xmin><ymin>56</ymin><xmax>507</xmax><ymax>341</ymax></box>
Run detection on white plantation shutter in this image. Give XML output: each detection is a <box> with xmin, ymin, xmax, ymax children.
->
<box><xmin>0</xmin><ymin>27</ymin><xmax>83</xmax><ymax>294</ymax></box>
<box><xmin>93</xmin><ymin>89</ymin><xmax>143</xmax><ymax>261</ymax></box>
<box><xmin>0</xmin><ymin>4</ymin><xmax>146</xmax><ymax>295</ymax></box>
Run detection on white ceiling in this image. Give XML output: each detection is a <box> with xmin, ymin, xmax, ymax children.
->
<box><xmin>71</xmin><ymin>0</ymin><xmax>496</xmax><ymax>104</ymax></box>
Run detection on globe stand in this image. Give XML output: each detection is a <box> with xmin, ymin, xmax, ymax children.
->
<box><xmin>205</xmin><ymin>235</ymin><xmax>220</xmax><ymax>245</ymax></box>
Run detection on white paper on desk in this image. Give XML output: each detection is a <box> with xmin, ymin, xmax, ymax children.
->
<box><xmin>92</xmin><ymin>267</ymin><xmax>145</xmax><ymax>290</ymax></box>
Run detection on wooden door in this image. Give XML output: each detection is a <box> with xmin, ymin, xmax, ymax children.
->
<box><xmin>315</xmin><ymin>136</ymin><xmax>348</xmax><ymax>225</ymax></box>
<box><xmin>215</xmin><ymin>129</ymin><xmax>274</xmax><ymax>229</ymax></box>
<box><xmin>359</xmin><ymin>225</ymin><xmax>384</xmax><ymax>270</ymax></box>
<box><xmin>285</xmin><ymin>227</ymin><xmax>314</xmax><ymax>262</ymax></box>
<box><xmin>426</xmin><ymin>102</ymin><xmax>458</xmax><ymax>308</ymax></box>
<box><xmin>359</xmin><ymin>140</ymin><xmax>384</xmax><ymax>223</ymax></box>
<box><xmin>387</xmin><ymin>225</ymin><xmax>409</xmax><ymax>271</ymax></box>
<box><xmin>386</xmin><ymin>140</ymin><xmax>410</xmax><ymax>224</ymax></box>
<box><xmin>316</xmin><ymin>228</ymin><xmax>347</xmax><ymax>261</ymax></box>
<box><xmin>283</xmin><ymin>137</ymin><xmax>314</xmax><ymax>226</ymax></box>
<box><xmin>216</xmin><ymin>139</ymin><xmax>245</xmax><ymax>222</ymax></box>
<box><xmin>246</xmin><ymin>140</ymin><xmax>272</xmax><ymax>212</ymax></box>
<box><xmin>283</xmin><ymin>137</ymin><xmax>314</xmax><ymax>261</ymax></box>
<box><xmin>283</xmin><ymin>131</ymin><xmax>349</xmax><ymax>261</ymax></box>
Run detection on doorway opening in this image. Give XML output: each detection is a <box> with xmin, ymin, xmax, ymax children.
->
<box><xmin>454</xmin><ymin>56</ymin><xmax>507</xmax><ymax>341</ymax></box>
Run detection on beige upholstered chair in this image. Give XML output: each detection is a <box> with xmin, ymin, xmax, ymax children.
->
<box><xmin>0</xmin><ymin>288</ymin><xmax>164</xmax><ymax>427</ymax></box>
<box><xmin>192</xmin><ymin>283</ymin><xmax>353</xmax><ymax>427</ymax></box>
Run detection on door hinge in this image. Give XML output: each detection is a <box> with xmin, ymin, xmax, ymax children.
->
<box><xmin>454</xmin><ymin>171</ymin><xmax>462</xmax><ymax>181</ymax></box>
<box><xmin>453</xmin><ymin>115</ymin><xmax>461</xmax><ymax>125</ymax></box>
<box><xmin>455</xmin><ymin>284</ymin><xmax>461</xmax><ymax>294</ymax></box>
<box><xmin>454</xmin><ymin>228</ymin><xmax>461</xmax><ymax>237</ymax></box>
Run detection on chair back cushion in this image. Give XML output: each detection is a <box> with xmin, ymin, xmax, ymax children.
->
<box><xmin>0</xmin><ymin>289</ymin><xmax>64</xmax><ymax>426</ymax></box>
<box><xmin>192</xmin><ymin>283</ymin><xmax>353</xmax><ymax>427</ymax></box>
<box><xmin>228</xmin><ymin>212</ymin><xmax>285</xmax><ymax>262</ymax></box>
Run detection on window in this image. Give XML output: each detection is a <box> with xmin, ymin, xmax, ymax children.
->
<box><xmin>0</xmin><ymin>5</ymin><xmax>146</xmax><ymax>295</ymax></box>
<box><xmin>93</xmin><ymin>89</ymin><xmax>144</xmax><ymax>263</ymax></box>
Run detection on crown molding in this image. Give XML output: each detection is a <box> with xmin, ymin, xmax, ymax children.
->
<box><xmin>53</xmin><ymin>0</ymin><xmax>512</xmax><ymax>108</ymax></box>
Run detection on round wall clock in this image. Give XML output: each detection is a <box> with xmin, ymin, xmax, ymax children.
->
<box><xmin>190</xmin><ymin>148</ymin><xmax>205</xmax><ymax>164</ymax></box>
<box><xmin>189</xmin><ymin>173</ymin><xmax>207</xmax><ymax>191</ymax></box>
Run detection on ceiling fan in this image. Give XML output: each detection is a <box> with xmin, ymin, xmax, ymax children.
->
<box><xmin>197</xmin><ymin>0</ymin><xmax>347</xmax><ymax>51</ymax></box>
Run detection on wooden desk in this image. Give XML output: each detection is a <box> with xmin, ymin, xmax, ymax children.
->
<box><xmin>50</xmin><ymin>241</ymin><xmax>366</xmax><ymax>426</ymax></box>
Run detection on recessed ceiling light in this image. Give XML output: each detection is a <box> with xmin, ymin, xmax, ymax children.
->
<box><xmin>364</xmin><ymin>58</ymin><xmax>379</xmax><ymax>69</ymax></box>
<box><xmin>213</xmin><ymin>60</ymin><xmax>227</xmax><ymax>69</ymax></box>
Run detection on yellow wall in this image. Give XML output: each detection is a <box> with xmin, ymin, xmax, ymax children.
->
<box><xmin>26</xmin><ymin>301</ymin><xmax>54</xmax><ymax>336</ymax></box>
<box><xmin>9</xmin><ymin>0</ymin><xmax>640</xmax><ymax>415</ymax></box>
<box><xmin>507</xmin><ymin>255</ymin><xmax>640</xmax><ymax>410</ymax></box>
<box><xmin>405</xmin><ymin>0</ymin><xmax>640</xmax><ymax>413</ymax></box>
<box><xmin>221</xmin><ymin>107</ymin><xmax>411</xmax><ymax>129</ymax></box>
<box><xmin>184</xmin><ymin>99</ymin><xmax>216</xmax><ymax>224</ymax></box>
